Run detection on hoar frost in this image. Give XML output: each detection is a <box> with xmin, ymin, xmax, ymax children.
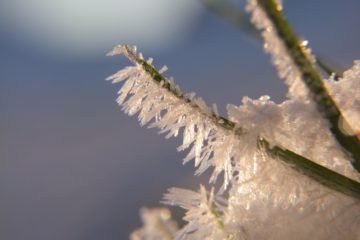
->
<box><xmin>325</xmin><ymin>60</ymin><xmax>360</xmax><ymax>134</ymax></box>
<box><xmin>163</xmin><ymin>186</ymin><xmax>228</xmax><ymax>240</ymax></box>
<box><xmin>107</xmin><ymin>45</ymin><xmax>246</xmax><ymax>191</ymax></box>
<box><xmin>107</xmin><ymin>1</ymin><xmax>360</xmax><ymax>238</ymax></box>
<box><xmin>246</xmin><ymin>0</ymin><xmax>313</xmax><ymax>101</ymax></box>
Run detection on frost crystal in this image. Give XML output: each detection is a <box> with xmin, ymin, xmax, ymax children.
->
<box><xmin>130</xmin><ymin>208</ymin><xmax>178</xmax><ymax>240</ymax></box>
<box><xmin>224</xmin><ymin>94</ymin><xmax>360</xmax><ymax>239</ymax></box>
<box><xmin>325</xmin><ymin>60</ymin><xmax>360</xmax><ymax>134</ymax></box>
<box><xmin>227</xmin><ymin>96</ymin><xmax>360</xmax><ymax>181</ymax></box>
<box><xmin>246</xmin><ymin>0</ymin><xmax>315</xmax><ymax>100</ymax></box>
<box><xmin>163</xmin><ymin>186</ymin><xmax>228</xmax><ymax>240</ymax></box>
<box><xmin>226</xmin><ymin>157</ymin><xmax>360</xmax><ymax>239</ymax></box>
<box><xmin>108</xmin><ymin>44</ymin><xmax>360</xmax><ymax>239</ymax></box>
<box><xmin>107</xmin><ymin>45</ymin><xmax>247</xmax><ymax>190</ymax></box>
<box><xmin>224</xmin><ymin>96</ymin><xmax>360</xmax><ymax>239</ymax></box>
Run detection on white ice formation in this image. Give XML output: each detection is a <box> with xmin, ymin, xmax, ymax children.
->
<box><xmin>108</xmin><ymin>1</ymin><xmax>360</xmax><ymax>238</ymax></box>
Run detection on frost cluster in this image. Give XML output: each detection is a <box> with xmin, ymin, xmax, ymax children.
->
<box><xmin>246</xmin><ymin>0</ymin><xmax>312</xmax><ymax>100</ymax></box>
<box><xmin>107</xmin><ymin>45</ymin><xmax>246</xmax><ymax>191</ymax></box>
<box><xmin>107</xmin><ymin>1</ymin><xmax>360</xmax><ymax>239</ymax></box>
<box><xmin>163</xmin><ymin>186</ymin><xmax>228</xmax><ymax>240</ymax></box>
<box><xmin>325</xmin><ymin>61</ymin><xmax>360</xmax><ymax>133</ymax></box>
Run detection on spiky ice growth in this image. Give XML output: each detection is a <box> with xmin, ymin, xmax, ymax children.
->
<box><xmin>246</xmin><ymin>0</ymin><xmax>315</xmax><ymax>100</ymax></box>
<box><xmin>226</xmin><ymin>156</ymin><xmax>360</xmax><ymax>239</ymax></box>
<box><xmin>107</xmin><ymin>45</ymin><xmax>246</xmax><ymax>190</ymax></box>
<box><xmin>163</xmin><ymin>186</ymin><xmax>229</xmax><ymax>240</ymax></box>
<box><xmin>227</xmin><ymin>96</ymin><xmax>360</xmax><ymax>181</ymax></box>
<box><xmin>224</xmin><ymin>97</ymin><xmax>360</xmax><ymax>239</ymax></box>
<box><xmin>130</xmin><ymin>208</ymin><xmax>178</xmax><ymax>240</ymax></box>
<box><xmin>108</xmin><ymin>45</ymin><xmax>360</xmax><ymax>239</ymax></box>
<box><xmin>225</xmin><ymin>95</ymin><xmax>360</xmax><ymax>239</ymax></box>
<box><xmin>137</xmin><ymin>172</ymin><xmax>360</xmax><ymax>239</ymax></box>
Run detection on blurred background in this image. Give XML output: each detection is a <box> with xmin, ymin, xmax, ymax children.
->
<box><xmin>0</xmin><ymin>0</ymin><xmax>359</xmax><ymax>239</ymax></box>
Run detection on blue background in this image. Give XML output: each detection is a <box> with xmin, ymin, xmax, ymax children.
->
<box><xmin>1</xmin><ymin>0</ymin><xmax>360</xmax><ymax>239</ymax></box>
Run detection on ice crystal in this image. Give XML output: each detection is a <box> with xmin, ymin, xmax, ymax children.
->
<box><xmin>225</xmin><ymin>97</ymin><xmax>360</xmax><ymax>239</ymax></box>
<box><xmin>108</xmin><ymin>42</ymin><xmax>360</xmax><ymax>239</ymax></box>
<box><xmin>163</xmin><ymin>186</ymin><xmax>228</xmax><ymax>240</ymax></box>
<box><xmin>107</xmin><ymin>45</ymin><xmax>247</xmax><ymax>190</ymax></box>
<box><xmin>227</xmin><ymin>164</ymin><xmax>360</xmax><ymax>239</ymax></box>
<box><xmin>246</xmin><ymin>0</ymin><xmax>314</xmax><ymax>100</ymax></box>
<box><xmin>227</xmin><ymin>96</ymin><xmax>360</xmax><ymax>181</ymax></box>
<box><xmin>130</xmin><ymin>208</ymin><xmax>178</xmax><ymax>240</ymax></box>
<box><xmin>325</xmin><ymin>60</ymin><xmax>360</xmax><ymax>134</ymax></box>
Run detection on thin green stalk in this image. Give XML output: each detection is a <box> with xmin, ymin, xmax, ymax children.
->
<box><xmin>118</xmin><ymin>45</ymin><xmax>360</xmax><ymax>199</ymax></box>
<box><xmin>258</xmin><ymin>138</ymin><xmax>360</xmax><ymax>199</ymax></box>
<box><xmin>201</xmin><ymin>0</ymin><xmax>341</xmax><ymax>78</ymax></box>
<box><xmin>122</xmin><ymin>45</ymin><xmax>244</xmax><ymax>134</ymax></box>
<box><xmin>209</xmin><ymin>206</ymin><xmax>225</xmax><ymax>230</ymax></box>
<box><xmin>257</xmin><ymin>0</ymin><xmax>360</xmax><ymax>172</ymax></box>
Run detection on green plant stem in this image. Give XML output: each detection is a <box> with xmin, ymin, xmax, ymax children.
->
<box><xmin>201</xmin><ymin>0</ymin><xmax>341</xmax><ymax>79</ymax></box>
<box><xmin>209</xmin><ymin>206</ymin><xmax>225</xmax><ymax>230</ymax></box>
<box><xmin>257</xmin><ymin>0</ymin><xmax>360</xmax><ymax>172</ymax></box>
<box><xmin>258</xmin><ymin>138</ymin><xmax>360</xmax><ymax>199</ymax></box>
<box><xmin>119</xmin><ymin>45</ymin><xmax>360</xmax><ymax>199</ymax></box>
<box><xmin>122</xmin><ymin>45</ymin><xmax>243</xmax><ymax>134</ymax></box>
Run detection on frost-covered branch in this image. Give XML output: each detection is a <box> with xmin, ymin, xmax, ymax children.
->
<box><xmin>248</xmin><ymin>0</ymin><xmax>360</xmax><ymax>172</ymax></box>
<box><xmin>259</xmin><ymin>138</ymin><xmax>360</xmax><ymax>199</ymax></box>
<box><xmin>107</xmin><ymin>44</ymin><xmax>360</xmax><ymax>199</ymax></box>
<box><xmin>108</xmin><ymin>2</ymin><xmax>360</xmax><ymax>238</ymax></box>
<box><xmin>107</xmin><ymin>45</ymin><xmax>244</xmax><ymax>190</ymax></box>
<box><xmin>201</xmin><ymin>0</ymin><xmax>341</xmax><ymax>78</ymax></box>
<box><xmin>109</xmin><ymin>45</ymin><xmax>241</xmax><ymax>133</ymax></box>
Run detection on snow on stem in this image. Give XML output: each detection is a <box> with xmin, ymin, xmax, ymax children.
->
<box><xmin>107</xmin><ymin>44</ymin><xmax>360</xmax><ymax>199</ymax></box>
<box><xmin>202</xmin><ymin>0</ymin><xmax>340</xmax><ymax>79</ymax></box>
<box><xmin>249</xmin><ymin>0</ymin><xmax>360</xmax><ymax>172</ymax></box>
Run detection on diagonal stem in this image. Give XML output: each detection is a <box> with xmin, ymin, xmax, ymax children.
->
<box><xmin>258</xmin><ymin>138</ymin><xmax>360</xmax><ymax>199</ymax></box>
<box><xmin>116</xmin><ymin>45</ymin><xmax>360</xmax><ymax>199</ymax></box>
<box><xmin>121</xmin><ymin>45</ymin><xmax>243</xmax><ymax>134</ymax></box>
<box><xmin>257</xmin><ymin>0</ymin><xmax>360</xmax><ymax>172</ymax></box>
<box><xmin>201</xmin><ymin>0</ymin><xmax>341</xmax><ymax>78</ymax></box>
